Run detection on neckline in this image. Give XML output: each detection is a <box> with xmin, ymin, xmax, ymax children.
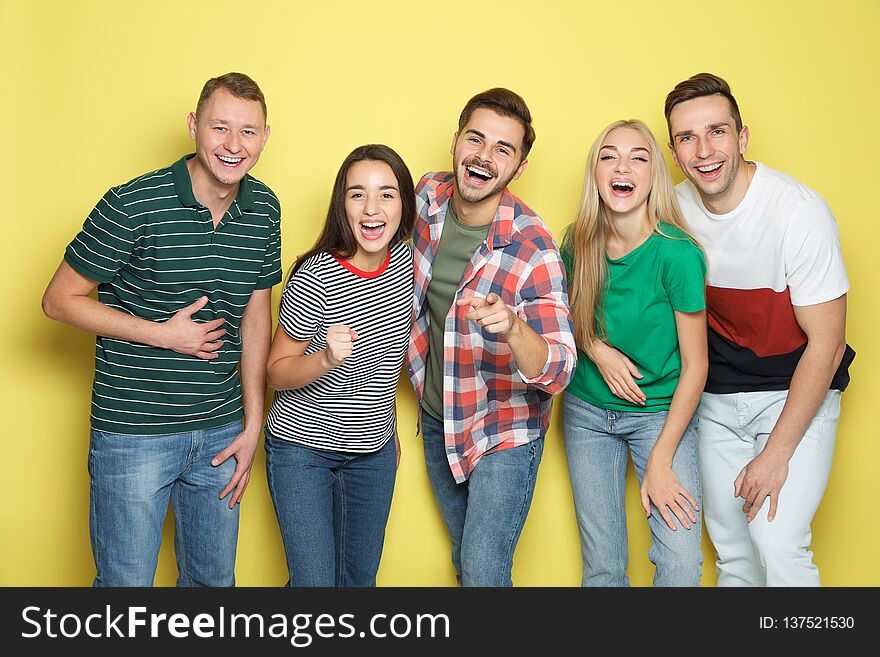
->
<box><xmin>332</xmin><ymin>246</ymin><xmax>392</xmax><ymax>279</ymax></box>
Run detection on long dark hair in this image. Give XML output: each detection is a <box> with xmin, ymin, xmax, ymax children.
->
<box><xmin>288</xmin><ymin>144</ymin><xmax>416</xmax><ymax>281</ymax></box>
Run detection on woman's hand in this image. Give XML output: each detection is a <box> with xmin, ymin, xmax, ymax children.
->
<box><xmin>640</xmin><ymin>461</ymin><xmax>699</xmax><ymax>531</ymax></box>
<box><xmin>589</xmin><ymin>340</ymin><xmax>646</xmax><ymax>405</ymax></box>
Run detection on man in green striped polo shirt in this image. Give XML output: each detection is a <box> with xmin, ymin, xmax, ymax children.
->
<box><xmin>41</xmin><ymin>72</ymin><xmax>281</xmax><ymax>587</ymax></box>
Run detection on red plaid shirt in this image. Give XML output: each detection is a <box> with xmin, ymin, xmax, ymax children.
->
<box><xmin>406</xmin><ymin>172</ymin><xmax>576</xmax><ymax>483</ymax></box>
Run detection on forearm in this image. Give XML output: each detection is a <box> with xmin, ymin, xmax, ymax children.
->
<box><xmin>648</xmin><ymin>360</ymin><xmax>707</xmax><ymax>467</ymax></box>
<box><xmin>267</xmin><ymin>350</ymin><xmax>336</xmax><ymax>391</ymax></box>
<box><xmin>505</xmin><ymin>315</ymin><xmax>550</xmax><ymax>380</ymax></box>
<box><xmin>43</xmin><ymin>289</ymin><xmax>169</xmax><ymax>348</ymax></box>
<box><xmin>239</xmin><ymin>309</ymin><xmax>271</xmax><ymax>436</ymax></box>
<box><xmin>763</xmin><ymin>339</ymin><xmax>846</xmax><ymax>459</ymax></box>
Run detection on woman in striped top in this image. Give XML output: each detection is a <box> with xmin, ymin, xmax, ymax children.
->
<box><xmin>265</xmin><ymin>144</ymin><xmax>415</xmax><ymax>587</ymax></box>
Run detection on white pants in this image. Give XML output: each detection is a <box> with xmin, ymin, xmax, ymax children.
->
<box><xmin>697</xmin><ymin>389</ymin><xmax>840</xmax><ymax>587</ymax></box>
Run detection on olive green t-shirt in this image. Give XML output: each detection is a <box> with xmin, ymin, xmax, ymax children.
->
<box><xmin>422</xmin><ymin>204</ymin><xmax>491</xmax><ymax>421</ymax></box>
<box><xmin>561</xmin><ymin>223</ymin><xmax>706</xmax><ymax>411</ymax></box>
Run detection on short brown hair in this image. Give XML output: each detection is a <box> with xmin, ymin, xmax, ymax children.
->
<box><xmin>196</xmin><ymin>72</ymin><xmax>267</xmax><ymax>121</ymax></box>
<box><xmin>458</xmin><ymin>88</ymin><xmax>536</xmax><ymax>158</ymax></box>
<box><xmin>664</xmin><ymin>73</ymin><xmax>742</xmax><ymax>142</ymax></box>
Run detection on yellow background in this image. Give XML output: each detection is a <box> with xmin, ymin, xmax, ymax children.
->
<box><xmin>2</xmin><ymin>0</ymin><xmax>877</xmax><ymax>586</ymax></box>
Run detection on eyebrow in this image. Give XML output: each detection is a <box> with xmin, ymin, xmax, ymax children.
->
<box><xmin>345</xmin><ymin>184</ymin><xmax>400</xmax><ymax>191</ymax></box>
<box><xmin>208</xmin><ymin>119</ymin><xmax>261</xmax><ymax>130</ymax></box>
<box><xmin>465</xmin><ymin>129</ymin><xmax>518</xmax><ymax>154</ymax></box>
<box><xmin>600</xmin><ymin>145</ymin><xmax>650</xmax><ymax>154</ymax></box>
<box><xmin>673</xmin><ymin>121</ymin><xmax>733</xmax><ymax>139</ymax></box>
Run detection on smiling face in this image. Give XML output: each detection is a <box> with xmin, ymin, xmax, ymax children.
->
<box><xmin>668</xmin><ymin>94</ymin><xmax>750</xmax><ymax>208</ymax></box>
<box><xmin>187</xmin><ymin>88</ymin><xmax>270</xmax><ymax>189</ymax></box>
<box><xmin>451</xmin><ymin>108</ymin><xmax>528</xmax><ymax>207</ymax></box>
<box><xmin>344</xmin><ymin>160</ymin><xmax>403</xmax><ymax>269</ymax></box>
<box><xmin>595</xmin><ymin>127</ymin><xmax>653</xmax><ymax>219</ymax></box>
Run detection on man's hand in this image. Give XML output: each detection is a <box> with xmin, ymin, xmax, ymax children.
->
<box><xmin>734</xmin><ymin>449</ymin><xmax>790</xmax><ymax>522</ymax></box>
<box><xmin>212</xmin><ymin>429</ymin><xmax>261</xmax><ymax>509</ymax></box>
<box><xmin>322</xmin><ymin>325</ymin><xmax>359</xmax><ymax>367</ymax></box>
<box><xmin>590</xmin><ymin>341</ymin><xmax>646</xmax><ymax>405</ymax></box>
<box><xmin>159</xmin><ymin>296</ymin><xmax>226</xmax><ymax>360</ymax></box>
<box><xmin>457</xmin><ymin>293</ymin><xmax>517</xmax><ymax>335</ymax></box>
<box><xmin>641</xmin><ymin>462</ymin><xmax>699</xmax><ymax>530</ymax></box>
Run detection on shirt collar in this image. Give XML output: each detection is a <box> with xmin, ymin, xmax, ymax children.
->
<box><xmin>427</xmin><ymin>176</ymin><xmax>515</xmax><ymax>249</ymax></box>
<box><xmin>171</xmin><ymin>154</ymin><xmax>255</xmax><ymax>212</ymax></box>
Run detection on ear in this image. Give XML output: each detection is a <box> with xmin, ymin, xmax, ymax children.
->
<box><xmin>450</xmin><ymin>131</ymin><xmax>458</xmax><ymax>157</ymax></box>
<box><xmin>262</xmin><ymin>123</ymin><xmax>271</xmax><ymax>149</ymax></box>
<box><xmin>187</xmin><ymin>112</ymin><xmax>198</xmax><ymax>140</ymax></box>
<box><xmin>738</xmin><ymin>125</ymin><xmax>749</xmax><ymax>156</ymax></box>
<box><xmin>512</xmin><ymin>158</ymin><xmax>529</xmax><ymax>181</ymax></box>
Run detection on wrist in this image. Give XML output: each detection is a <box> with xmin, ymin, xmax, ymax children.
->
<box><xmin>152</xmin><ymin>320</ymin><xmax>170</xmax><ymax>350</ymax></box>
<box><xmin>761</xmin><ymin>439</ymin><xmax>796</xmax><ymax>462</ymax></box>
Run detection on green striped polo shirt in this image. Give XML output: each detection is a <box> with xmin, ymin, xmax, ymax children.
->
<box><xmin>64</xmin><ymin>155</ymin><xmax>282</xmax><ymax>435</ymax></box>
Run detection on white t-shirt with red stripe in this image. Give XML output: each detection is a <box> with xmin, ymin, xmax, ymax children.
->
<box><xmin>676</xmin><ymin>162</ymin><xmax>852</xmax><ymax>393</ymax></box>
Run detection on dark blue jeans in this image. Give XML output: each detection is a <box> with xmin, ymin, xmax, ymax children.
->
<box><xmin>420</xmin><ymin>410</ymin><xmax>544</xmax><ymax>587</ymax></box>
<box><xmin>265</xmin><ymin>430</ymin><xmax>396</xmax><ymax>587</ymax></box>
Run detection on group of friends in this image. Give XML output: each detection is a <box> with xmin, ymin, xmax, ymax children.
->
<box><xmin>42</xmin><ymin>71</ymin><xmax>854</xmax><ymax>588</ymax></box>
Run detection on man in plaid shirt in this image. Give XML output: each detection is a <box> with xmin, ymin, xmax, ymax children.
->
<box><xmin>406</xmin><ymin>88</ymin><xmax>576</xmax><ymax>586</ymax></box>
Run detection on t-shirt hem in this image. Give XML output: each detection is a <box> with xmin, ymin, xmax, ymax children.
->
<box><xmin>64</xmin><ymin>252</ymin><xmax>115</xmax><ymax>284</ymax></box>
<box><xmin>564</xmin><ymin>387</ymin><xmax>670</xmax><ymax>412</ymax></box>
<box><xmin>790</xmin><ymin>285</ymin><xmax>849</xmax><ymax>307</ymax></box>
<box><xmin>265</xmin><ymin>425</ymin><xmax>393</xmax><ymax>454</ymax></box>
<box><xmin>90</xmin><ymin>410</ymin><xmax>244</xmax><ymax>436</ymax></box>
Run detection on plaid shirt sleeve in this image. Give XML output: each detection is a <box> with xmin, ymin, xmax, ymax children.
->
<box><xmin>515</xmin><ymin>246</ymin><xmax>577</xmax><ymax>393</ymax></box>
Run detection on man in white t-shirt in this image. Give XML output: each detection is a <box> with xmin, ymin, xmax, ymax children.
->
<box><xmin>664</xmin><ymin>73</ymin><xmax>855</xmax><ymax>586</ymax></box>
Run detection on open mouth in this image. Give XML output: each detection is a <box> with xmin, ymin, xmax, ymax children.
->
<box><xmin>465</xmin><ymin>164</ymin><xmax>494</xmax><ymax>185</ymax></box>
<box><xmin>694</xmin><ymin>162</ymin><xmax>723</xmax><ymax>178</ymax></box>
<box><xmin>610</xmin><ymin>179</ymin><xmax>635</xmax><ymax>196</ymax></box>
<box><xmin>359</xmin><ymin>220</ymin><xmax>386</xmax><ymax>240</ymax></box>
<box><xmin>217</xmin><ymin>155</ymin><xmax>244</xmax><ymax>167</ymax></box>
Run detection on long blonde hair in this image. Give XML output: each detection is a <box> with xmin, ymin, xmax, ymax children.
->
<box><xmin>565</xmin><ymin>119</ymin><xmax>700</xmax><ymax>354</ymax></box>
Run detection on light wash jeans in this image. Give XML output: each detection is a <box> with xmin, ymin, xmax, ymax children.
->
<box><xmin>698</xmin><ymin>389</ymin><xmax>840</xmax><ymax>586</ymax></box>
<box><xmin>88</xmin><ymin>419</ymin><xmax>242</xmax><ymax>587</ymax></box>
<box><xmin>265</xmin><ymin>430</ymin><xmax>396</xmax><ymax>587</ymax></box>
<box><xmin>562</xmin><ymin>392</ymin><xmax>703</xmax><ymax>587</ymax></box>
<box><xmin>420</xmin><ymin>409</ymin><xmax>544</xmax><ymax>587</ymax></box>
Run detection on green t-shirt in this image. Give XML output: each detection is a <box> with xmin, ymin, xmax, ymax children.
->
<box><xmin>561</xmin><ymin>223</ymin><xmax>706</xmax><ymax>411</ymax></box>
<box><xmin>422</xmin><ymin>204</ymin><xmax>491</xmax><ymax>421</ymax></box>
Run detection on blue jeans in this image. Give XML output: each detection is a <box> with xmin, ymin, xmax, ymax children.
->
<box><xmin>420</xmin><ymin>410</ymin><xmax>544</xmax><ymax>587</ymax></box>
<box><xmin>88</xmin><ymin>420</ymin><xmax>242</xmax><ymax>587</ymax></box>
<box><xmin>562</xmin><ymin>393</ymin><xmax>702</xmax><ymax>587</ymax></box>
<box><xmin>265</xmin><ymin>430</ymin><xmax>397</xmax><ymax>587</ymax></box>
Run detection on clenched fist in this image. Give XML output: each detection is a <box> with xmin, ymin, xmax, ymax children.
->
<box><xmin>322</xmin><ymin>324</ymin><xmax>359</xmax><ymax>368</ymax></box>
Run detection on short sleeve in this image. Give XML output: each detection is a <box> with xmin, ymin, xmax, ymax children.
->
<box><xmin>662</xmin><ymin>241</ymin><xmax>707</xmax><ymax>312</ymax></box>
<box><xmin>256</xmin><ymin>202</ymin><xmax>282</xmax><ymax>289</ymax></box>
<box><xmin>64</xmin><ymin>188</ymin><xmax>134</xmax><ymax>283</ymax></box>
<box><xmin>278</xmin><ymin>267</ymin><xmax>326</xmax><ymax>341</ymax></box>
<box><xmin>784</xmin><ymin>196</ymin><xmax>849</xmax><ymax>306</ymax></box>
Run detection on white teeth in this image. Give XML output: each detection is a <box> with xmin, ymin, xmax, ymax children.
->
<box><xmin>612</xmin><ymin>181</ymin><xmax>634</xmax><ymax>189</ymax></box>
<box><xmin>362</xmin><ymin>222</ymin><xmax>384</xmax><ymax>229</ymax></box>
<box><xmin>218</xmin><ymin>155</ymin><xmax>243</xmax><ymax>164</ymax></box>
<box><xmin>466</xmin><ymin>165</ymin><xmax>492</xmax><ymax>178</ymax></box>
<box><xmin>696</xmin><ymin>163</ymin><xmax>722</xmax><ymax>172</ymax></box>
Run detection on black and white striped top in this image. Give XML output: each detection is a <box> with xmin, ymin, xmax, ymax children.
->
<box><xmin>266</xmin><ymin>242</ymin><xmax>413</xmax><ymax>452</ymax></box>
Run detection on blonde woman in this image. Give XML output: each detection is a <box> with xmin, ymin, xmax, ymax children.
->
<box><xmin>561</xmin><ymin>120</ymin><xmax>708</xmax><ymax>586</ymax></box>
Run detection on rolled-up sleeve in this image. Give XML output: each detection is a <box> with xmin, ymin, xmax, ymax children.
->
<box><xmin>515</xmin><ymin>248</ymin><xmax>577</xmax><ymax>393</ymax></box>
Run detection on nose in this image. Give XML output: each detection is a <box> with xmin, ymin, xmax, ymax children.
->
<box><xmin>695</xmin><ymin>135</ymin><xmax>712</xmax><ymax>159</ymax></box>
<box><xmin>364</xmin><ymin>192</ymin><xmax>380</xmax><ymax>216</ymax></box>
<box><xmin>614</xmin><ymin>158</ymin><xmax>631</xmax><ymax>174</ymax></box>
<box><xmin>225</xmin><ymin>132</ymin><xmax>242</xmax><ymax>153</ymax></box>
<box><xmin>476</xmin><ymin>141</ymin><xmax>492</xmax><ymax>164</ymax></box>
